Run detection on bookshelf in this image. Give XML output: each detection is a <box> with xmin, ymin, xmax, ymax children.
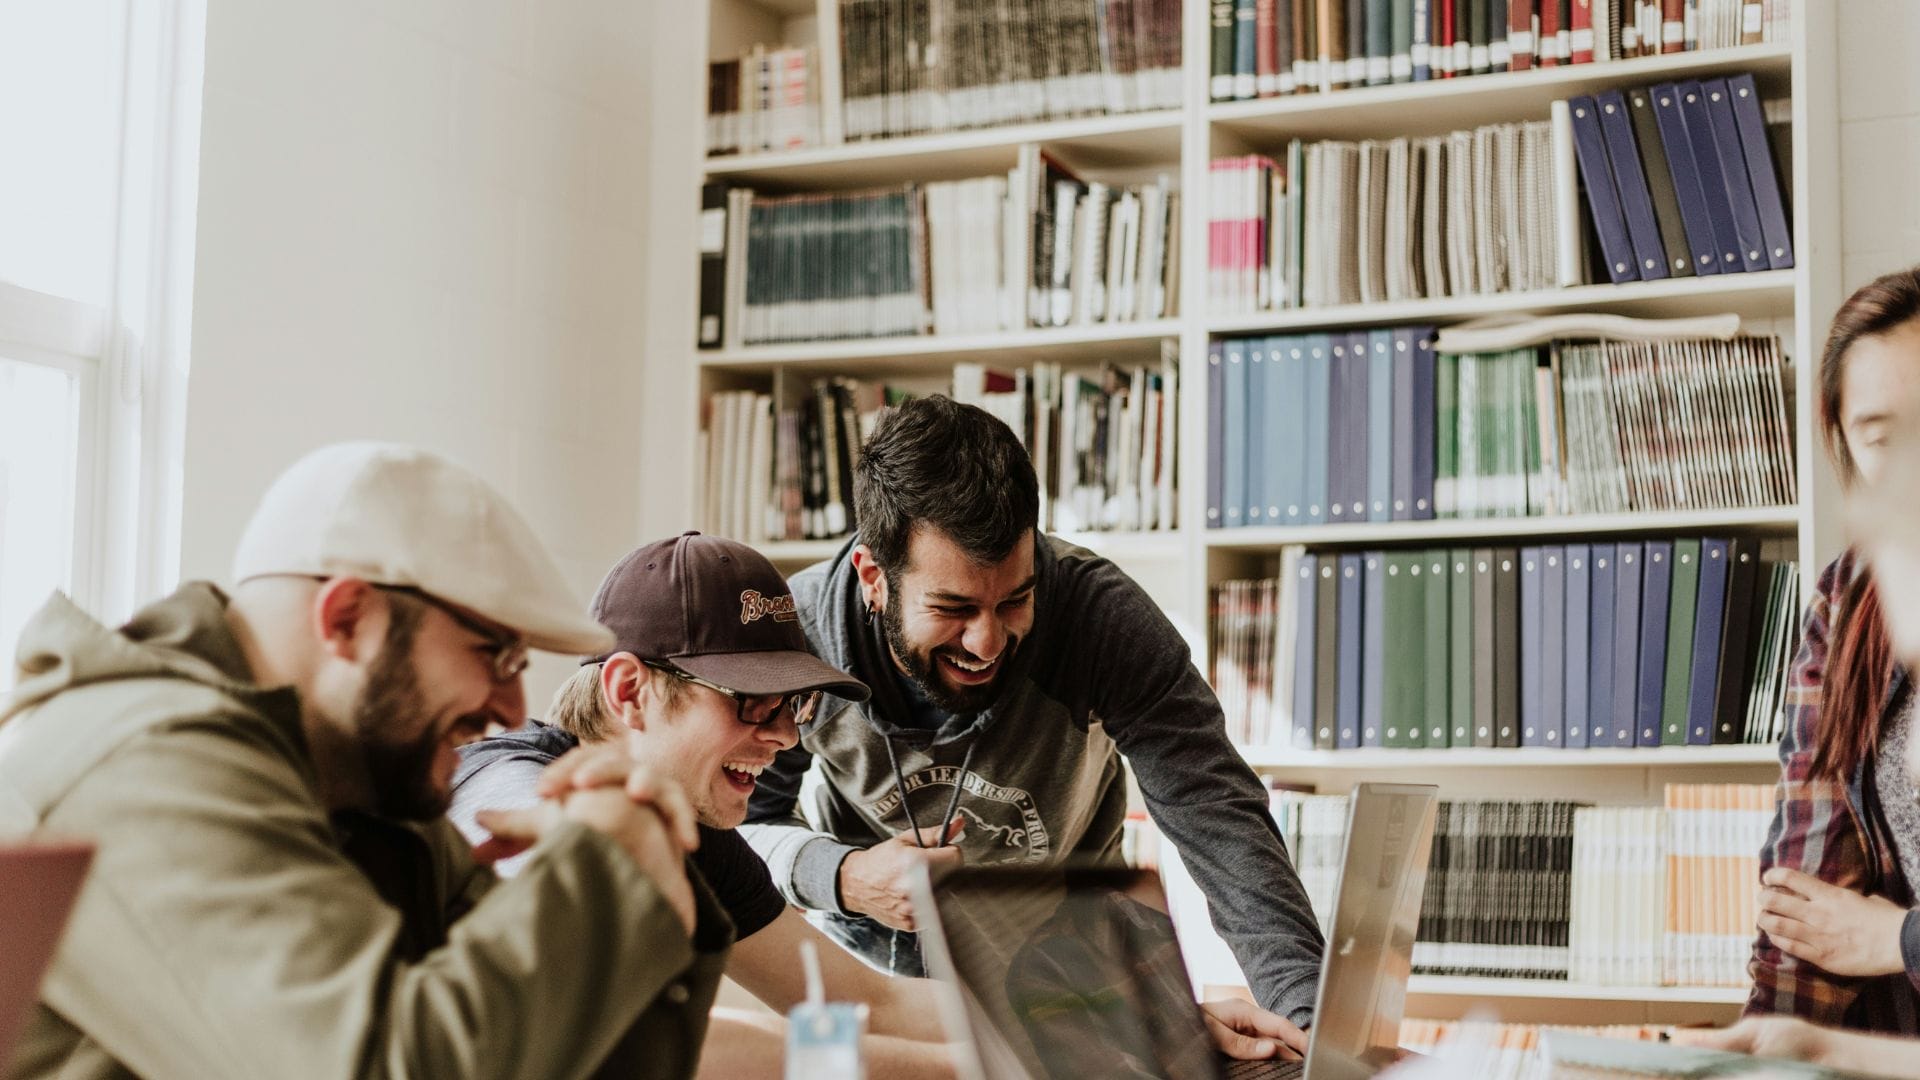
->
<box><xmin>660</xmin><ymin>0</ymin><xmax>1840</xmax><ymax>1027</ymax></box>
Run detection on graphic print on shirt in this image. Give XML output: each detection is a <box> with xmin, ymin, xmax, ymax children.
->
<box><xmin>869</xmin><ymin>764</ymin><xmax>1051</xmax><ymax>862</ymax></box>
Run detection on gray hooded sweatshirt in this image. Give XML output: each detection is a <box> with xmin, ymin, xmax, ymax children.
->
<box><xmin>739</xmin><ymin>534</ymin><xmax>1325</xmax><ymax>1023</ymax></box>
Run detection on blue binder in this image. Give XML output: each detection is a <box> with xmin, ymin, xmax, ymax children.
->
<box><xmin>1346</xmin><ymin>331</ymin><xmax>1372</xmax><ymax>521</ymax></box>
<box><xmin>1520</xmin><ymin>548</ymin><xmax>1546</xmax><ymax>747</ymax></box>
<box><xmin>1362</xmin><ymin>552</ymin><xmax>1387</xmax><ymax>747</ymax></box>
<box><xmin>1649</xmin><ymin>81</ymin><xmax>1725</xmax><ymax>276</ymax></box>
<box><xmin>1634</xmin><ymin>540</ymin><xmax>1674</xmax><ymax>748</ymax></box>
<box><xmin>1337</xmin><ymin>553</ymin><xmax>1364</xmax><ymax>749</ymax></box>
<box><xmin>1273</xmin><ymin>337</ymin><xmax>1305</xmax><ymax>525</ymax></box>
<box><xmin>1207</xmin><ymin>341</ymin><xmax>1225</xmax><ymax>528</ymax></box>
<box><xmin>1586</xmin><ymin>544</ymin><xmax>1617</xmax><ymax>750</ymax></box>
<box><xmin>1304</xmin><ymin>334</ymin><xmax>1332</xmax><ymax>523</ymax></box>
<box><xmin>1728</xmin><ymin>73</ymin><xmax>1794</xmax><ymax>271</ymax></box>
<box><xmin>1542</xmin><ymin>546</ymin><xmax>1567</xmax><ymax>749</ymax></box>
<box><xmin>1594</xmin><ymin>89</ymin><xmax>1670</xmax><ymax>281</ymax></box>
<box><xmin>1686</xmin><ymin>537</ymin><xmax>1733</xmax><ymax>746</ymax></box>
<box><xmin>1670</xmin><ymin>80</ymin><xmax>1748</xmax><ymax>273</ymax></box>
<box><xmin>1291</xmin><ymin>554</ymin><xmax>1319</xmax><ymax>749</ymax></box>
<box><xmin>1369</xmin><ymin>330</ymin><xmax>1395</xmax><ymax>522</ymax></box>
<box><xmin>1223</xmin><ymin>338</ymin><xmax>1248</xmax><ymax>528</ymax></box>
<box><xmin>1411</xmin><ymin>328</ymin><xmax>1437</xmax><ymax>520</ymax></box>
<box><xmin>1564</xmin><ymin>544</ymin><xmax>1591</xmax><ymax>750</ymax></box>
<box><xmin>1566</xmin><ymin>94</ymin><xmax>1640</xmax><ymax>284</ymax></box>
<box><xmin>1391</xmin><ymin>329</ymin><xmax>1417</xmax><ymax>522</ymax></box>
<box><xmin>1700</xmin><ymin>77</ymin><xmax>1770</xmax><ymax>274</ymax></box>
<box><xmin>1611</xmin><ymin>543</ymin><xmax>1642</xmax><ymax>748</ymax></box>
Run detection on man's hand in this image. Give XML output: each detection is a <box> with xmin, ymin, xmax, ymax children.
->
<box><xmin>1200</xmin><ymin>999</ymin><xmax>1307</xmax><ymax>1061</ymax></box>
<box><xmin>838</xmin><ymin>818</ymin><xmax>965</xmax><ymax>931</ymax></box>
<box><xmin>534</xmin><ymin>745</ymin><xmax>701</xmax><ymax>852</ymax></box>
<box><xmin>476</xmin><ymin>788</ymin><xmax>698</xmax><ymax>934</ymax></box>
<box><xmin>1756</xmin><ymin>867</ymin><xmax>1910</xmax><ymax>977</ymax></box>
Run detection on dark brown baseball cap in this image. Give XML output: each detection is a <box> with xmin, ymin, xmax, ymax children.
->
<box><xmin>585</xmin><ymin>531</ymin><xmax>870</xmax><ymax>701</ymax></box>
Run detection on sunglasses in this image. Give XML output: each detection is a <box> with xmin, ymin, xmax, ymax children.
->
<box><xmin>376</xmin><ymin>585</ymin><xmax>530</xmax><ymax>682</ymax></box>
<box><xmin>642</xmin><ymin>660</ymin><xmax>822</xmax><ymax>727</ymax></box>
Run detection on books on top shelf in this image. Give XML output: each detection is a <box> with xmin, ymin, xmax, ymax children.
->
<box><xmin>697</xmin><ymin>151</ymin><xmax>1180</xmax><ymax>348</ymax></box>
<box><xmin>697</xmin><ymin>351</ymin><xmax>1180</xmax><ymax>546</ymax></box>
<box><xmin>707</xmin><ymin>45</ymin><xmax>824</xmax><ymax>158</ymax></box>
<box><xmin>1210</xmin><ymin>539</ymin><xmax>1801</xmax><ymax>751</ymax></box>
<box><xmin>1270</xmin><ymin>784</ymin><xmax>1766</xmax><ymax>987</ymax></box>
<box><xmin>836</xmin><ymin>0</ymin><xmax>1184</xmax><ymax>143</ymax></box>
<box><xmin>1205</xmin><ymin>329</ymin><xmax>1795</xmax><ymax>530</ymax></box>
<box><xmin>1208</xmin><ymin>0</ymin><xmax>1793</xmax><ymax>101</ymax></box>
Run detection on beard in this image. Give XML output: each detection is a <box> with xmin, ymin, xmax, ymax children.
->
<box><xmin>350</xmin><ymin>605</ymin><xmax>449</xmax><ymax>822</ymax></box>
<box><xmin>882</xmin><ymin>588</ymin><xmax>1018</xmax><ymax>715</ymax></box>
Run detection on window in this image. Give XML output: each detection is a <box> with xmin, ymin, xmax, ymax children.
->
<box><xmin>0</xmin><ymin>0</ymin><xmax>204</xmax><ymax>688</ymax></box>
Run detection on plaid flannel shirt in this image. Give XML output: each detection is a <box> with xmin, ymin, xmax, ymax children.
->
<box><xmin>1746</xmin><ymin>550</ymin><xmax>1920</xmax><ymax>1032</ymax></box>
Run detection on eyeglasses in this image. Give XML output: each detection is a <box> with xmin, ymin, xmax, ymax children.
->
<box><xmin>377</xmin><ymin>586</ymin><xmax>530</xmax><ymax>682</ymax></box>
<box><xmin>643</xmin><ymin>660</ymin><xmax>822</xmax><ymax>727</ymax></box>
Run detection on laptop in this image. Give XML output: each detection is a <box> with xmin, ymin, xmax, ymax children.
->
<box><xmin>0</xmin><ymin>841</ymin><xmax>93</xmax><ymax>1064</ymax></box>
<box><xmin>915</xmin><ymin>782</ymin><xmax>1439</xmax><ymax>1080</ymax></box>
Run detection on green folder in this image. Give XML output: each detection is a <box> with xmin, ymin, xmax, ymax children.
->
<box><xmin>1423</xmin><ymin>549</ymin><xmax>1450</xmax><ymax>748</ymax></box>
<box><xmin>1382</xmin><ymin>553</ymin><xmax>1426</xmax><ymax>748</ymax></box>
<box><xmin>1661</xmin><ymin>538</ymin><xmax>1702</xmax><ymax>746</ymax></box>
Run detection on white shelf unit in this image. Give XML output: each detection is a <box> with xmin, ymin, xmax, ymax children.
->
<box><xmin>667</xmin><ymin>0</ymin><xmax>1841</xmax><ymax>1025</ymax></box>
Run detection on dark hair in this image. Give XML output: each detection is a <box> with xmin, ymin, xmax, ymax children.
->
<box><xmin>854</xmin><ymin>395</ymin><xmax>1039</xmax><ymax>572</ymax></box>
<box><xmin>1814</xmin><ymin>267</ymin><xmax>1920</xmax><ymax>780</ymax></box>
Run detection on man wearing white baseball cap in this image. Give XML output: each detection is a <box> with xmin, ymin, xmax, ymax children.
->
<box><xmin>0</xmin><ymin>442</ymin><xmax>729</xmax><ymax>1080</ymax></box>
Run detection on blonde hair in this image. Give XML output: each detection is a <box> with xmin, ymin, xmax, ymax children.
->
<box><xmin>545</xmin><ymin>660</ymin><xmax>686</xmax><ymax>743</ymax></box>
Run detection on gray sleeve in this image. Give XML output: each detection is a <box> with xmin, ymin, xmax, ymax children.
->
<box><xmin>740</xmin><ymin>742</ymin><xmax>858</xmax><ymax>915</ymax></box>
<box><xmin>1904</xmin><ymin>908</ymin><xmax>1920</xmax><ymax>991</ymax></box>
<box><xmin>446</xmin><ymin>759</ymin><xmax>546</xmax><ymax>879</ymax></box>
<box><xmin>1066</xmin><ymin>558</ymin><xmax>1326</xmax><ymax>1024</ymax></box>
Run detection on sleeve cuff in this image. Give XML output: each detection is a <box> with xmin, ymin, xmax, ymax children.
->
<box><xmin>1902</xmin><ymin>907</ymin><xmax>1920</xmax><ymax>985</ymax></box>
<box><xmin>791</xmin><ymin>835</ymin><xmax>861</xmax><ymax>915</ymax></box>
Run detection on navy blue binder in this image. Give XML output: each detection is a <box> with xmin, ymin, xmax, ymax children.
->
<box><xmin>1411</xmin><ymin>328</ymin><xmax>1437</xmax><ymax>520</ymax></box>
<box><xmin>1565</xmin><ymin>543</ymin><xmax>1591</xmax><ymax>750</ymax></box>
<box><xmin>1292</xmin><ymin>553</ymin><xmax>1319</xmax><ymax>749</ymax></box>
<box><xmin>1520</xmin><ymin>547</ymin><xmax>1545</xmax><ymax>747</ymax></box>
<box><xmin>1566</xmin><ymin>94</ymin><xmax>1640</xmax><ymax>284</ymax></box>
<box><xmin>1594</xmin><ymin>89</ymin><xmax>1670</xmax><ymax>281</ymax></box>
<box><xmin>1542</xmin><ymin>546</ymin><xmax>1567</xmax><ymax>748</ymax></box>
<box><xmin>1610</xmin><ymin>543</ymin><xmax>1642</xmax><ymax>748</ymax></box>
<box><xmin>1362</xmin><ymin>552</ymin><xmax>1387</xmax><ymax>747</ymax></box>
<box><xmin>1700</xmin><ymin>78</ymin><xmax>1770</xmax><ymax>274</ymax></box>
<box><xmin>1337</xmin><ymin>553</ymin><xmax>1364</xmax><ymax>749</ymax></box>
<box><xmin>1391</xmin><ymin>329</ymin><xmax>1417</xmax><ymax>522</ymax></box>
<box><xmin>1304</xmin><ymin>334</ymin><xmax>1332</xmax><ymax>523</ymax></box>
<box><xmin>1686</xmin><ymin>537</ymin><xmax>1732</xmax><ymax>745</ymax></box>
<box><xmin>1728</xmin><ymin>73</ymin><xmax>1794</xmax><ymax>271</ymax></box>
<box><xmin>1586</xmin><ymin>545</ymin><xmax>1617</xmax><ymax>749</ymax></box>
<box><xmin>1634</xmin><ymin>540</ymin><xmax>1674</xmax><ymax>748</ymax></box>
<box><xmin>1649</xmin><ymin>81</ymin><xmax>1724</xmax><ymax>276</ymax></box>
<box><xmin>1671</xmin><ymin>80</ymin><xmax>1748</xmax><ymax>273</ymax></box>
<box><xmin>1224</xmin><ymin>338</ymin><xmax>1248</xmax><ymax>527</ymax></box>
<box><xmin>1369</xmin><ymin>330</ymin><xmax>1395</xmax><ymax>522</ymax></box>
<box><xmin>1207</xmin><ymin>341</ymin><xmax>1225</xmax><ymax>528</ymax></box>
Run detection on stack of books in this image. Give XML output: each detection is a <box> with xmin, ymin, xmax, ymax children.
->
<box><xmin>1274</xmin><ymin>784</ymin><xmax>1768</xmax><ymax>987</ymax></box>
<box><xmin>698</xmin><ymin>154</ymin><xmax>1179</xmax><ymax>348</ymax></box>
<box><xmin>1209</xmin><ymin>0</ymin><xmax>1793</xmax><ymax>100</ymax></box>
<box><xmin>1565</xmin><ymin>77</ymin><xmax>1793</xmax><ymax>283</ymax></box>
<box><xmin>836</xmin><ymin>0</ymin><xmax>1184</xmax><ymax>141</ymax></box>
<box><xmin>1210</xmin><ymin>540</ymin><xmax>1801</xmax><ymax>750</ymax></box>
<box><xmin>1397</xmin><ymin>1021</ymin><xmax>1666</xmax><ymax>1080</ymax></box>
<box><xmin>1205</xmin><ymin>332</ymin><xmax>1795</xmax><ymax>530</ymax></box>
<box><xmin>707</xmin><ymin>46</ymin><xmax>824</xmax><ymax>157</ymax></box>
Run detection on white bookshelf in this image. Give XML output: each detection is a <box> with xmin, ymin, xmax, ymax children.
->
<box><xmin>665</xmin><ymin>0</ymin><xmax>1840</xmax><ymax>1024</ymax></box>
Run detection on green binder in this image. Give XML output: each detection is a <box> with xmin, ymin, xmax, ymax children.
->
<box><xmin>1382</xmin><ymin>552</ymin><xmax>1426</xmax><ymax>747</ymax></box>
<box><xmin>1423</xmin><ymin>549</ymin><xmax>1450</xmax><ymax>748</ymax></box>
<box><xmin>1661</xmin><ymin>538</ymin><xmax>1702</xmax><ymax>746</ymax></box>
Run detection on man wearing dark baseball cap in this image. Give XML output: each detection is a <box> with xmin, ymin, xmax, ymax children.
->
<box><xmin>450</xmin><ymin>532</ymin><xmax>959</xmax><ymax>1079</ymax></box>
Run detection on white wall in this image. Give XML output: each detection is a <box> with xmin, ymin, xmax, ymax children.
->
<box><xmin>180</xmin><ymin>0</ymin><xmax>654</xmax><ymax>696</ymax></box>
<box><xmin>1838</xmin><ymin>1</ymin><xmax>1920</xmax><ymax>291</ymax></box>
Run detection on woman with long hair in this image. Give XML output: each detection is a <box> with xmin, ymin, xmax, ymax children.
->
<box><xmin>1745</xmin><ymin>266</ymin><xmax>1920</xmax><ymax>1033</ymax></box>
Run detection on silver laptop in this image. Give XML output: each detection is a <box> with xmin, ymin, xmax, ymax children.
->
<box><xmin>0</xmin><ymin>841</ymin><xmax>93</xmax><ymax>1064</ymax></box>
<box><xmin>915</xmin><ymin>782</ymin><xmax>1439</xmax><ymax>1080</ymax></box>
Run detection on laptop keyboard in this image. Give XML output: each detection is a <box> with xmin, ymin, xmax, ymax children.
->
<box><xmin>1223</xmin><ymin>1058</ymin><xmax>1305</xmax><ymax>1080</ymax></box>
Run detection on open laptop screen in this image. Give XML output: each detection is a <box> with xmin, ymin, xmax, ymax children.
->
<box><xmin>924</xmin><ymin>865</ymin><xmax>1219</xmax><ymax>1080</ymax></box>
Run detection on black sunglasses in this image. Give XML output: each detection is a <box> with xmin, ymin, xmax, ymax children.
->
<box><xmin>642</xmin><ymin>660</ymin><xmax>821</xmax><ymax>727</ymax></box>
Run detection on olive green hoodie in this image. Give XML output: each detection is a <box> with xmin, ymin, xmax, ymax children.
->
<box><xmin>0</xmin><ymin>584</ymin><xmax>729</xmax><ymax>1080</ymax></box>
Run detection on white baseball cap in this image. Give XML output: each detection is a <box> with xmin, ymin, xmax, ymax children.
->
<box><xmin>231</xmin><ymin>442</ymin><xmax>614</xmax><ymax>655</ymax></box>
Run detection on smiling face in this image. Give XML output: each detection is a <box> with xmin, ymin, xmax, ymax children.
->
<box><xmin>870</xmin><ymin>526</ymin><xmax>1037</xmax><ymax>715</ymax></box>
<box><xmin>626</xmin><ymin>670</ymin><xmax>800</xmax><ymax>828</ymax></box>
<box><xmin>353</xmin><ymin>591</ymin><xmax>526</xmax><ymax>821</ymax></box>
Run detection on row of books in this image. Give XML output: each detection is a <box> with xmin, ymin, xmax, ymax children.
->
<box><xmin>697</xmin><ymin>164</ymin><xmax>1178</xmax><ymax>349</ymax></box>
<box><xmin>1278</xmin><ymin>785</ymin><xmax>1767</xmax><ymax>986</ymax></box>
<box><xmin>1209</xmin><ymin>0</ymin><xmax>1792</xmax><ymax>101</ymax></box>
<box><xmin>1204</xmin><ymin>332</ymin><xmax>1795</xmax><ymax>529</ymax></box>
<box><xmin>1210</xmin><ymin>539</ymin><xmax>1802</xmax><ymax>751</ymax></box>
<box><xmin>698</xmin><ymin>380</ymin><xmax>888</xmax><ymax>545</ymax></box>
<box><xmin>836</xmin><ymin>0</ymin><xmax>1183</xmax><ymax>143</ymax></box>
<box><xmin>1209</xmin><ymin>121</ymin><xmax>1566</xmax><ymax>315</ymax></box>
<box><xmin>706</xmin><ymin>45</ymin><xmax>822</xmax><ymax>158</ymax></box>
<box><xmin>1397</xmin><ymin>1022</ymin><xmax>1664</xmax><ymax>1080</ymax></box>
<box><xmin>1566</xmin><ymin>75</ymin><xmax>1793</xmax><ymax>284</ymax></box>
